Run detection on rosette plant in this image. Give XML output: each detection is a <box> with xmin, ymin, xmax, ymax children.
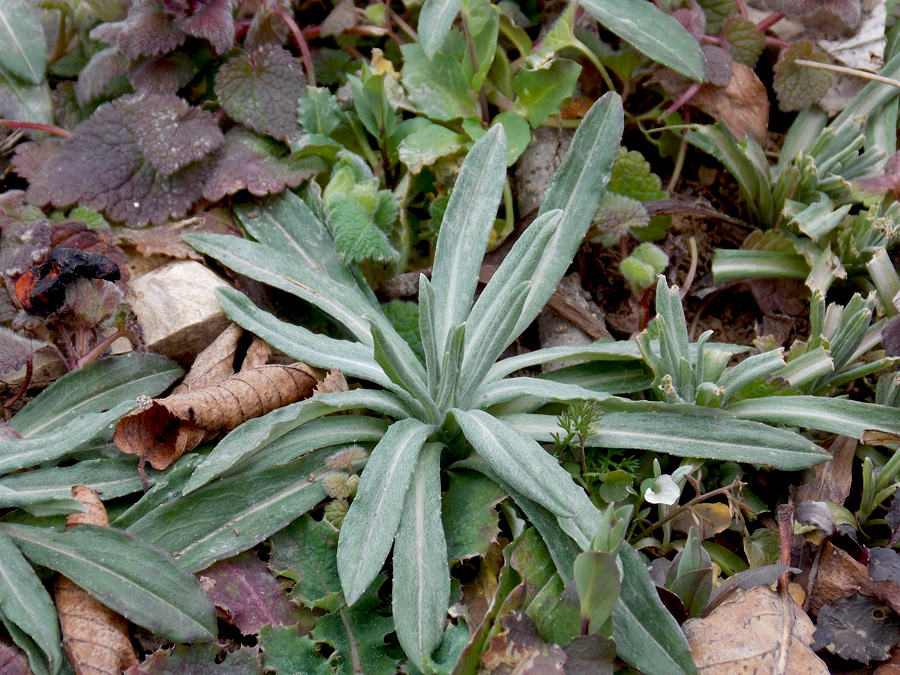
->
<box><xmin>183</xmin><ymin>93</ymin><xmax>632</xmax><ymax>667</ymax></box>
<box><xmin>171</xmin><ymin>90</ymin><xmax>833</xmax><ymax>671</ymax></box>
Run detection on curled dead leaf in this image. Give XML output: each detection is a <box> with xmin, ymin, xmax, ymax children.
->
<box><xmin>56</xmin><ymin>487</ymin><xmax>138</xmax><ymax>675</ymax></box>
<box><xmin>113</xmin><ymin>361</ymin><xmax>319</xmax><ymax>470</ymax></box>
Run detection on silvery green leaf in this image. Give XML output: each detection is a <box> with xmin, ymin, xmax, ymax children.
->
<box><xmin>430</xmin><ymin>125</ymin><xmax>507</xmax><ymax>353</ymax></box>
<box><xmin>516</xmin><ymin>93</ymin><xmax>623</xmax><ymax>334</ymax></box>
<box><xmin>393</xmin><ymin>443</ymin><xmax>449</xmax><ymax>667</ymax></box>
<box><xmin>418</xmin><ymin>0</ymin><xmax>462</xmax><ymax>57</ymax></box>
<box><xmin>11</xmin><ymin>354</ymin><xmax>181</xmax><ymax>437</ymax></box>
<box><xmin>127</xmin><ymin>448</ymin><xmax>332</xmax><ymax>572</ymax></box>
<box><xmin>370</xmin><ymin>320</ymin><xmax>435</xmax><ymax>418</ymax></box>
<box><xmin>0</xmin><ymin>531</ymin><xmax>61</xmax><ymax>674</ymax></box>
<box><xmin>436</xmin><ymin>323</ymin><xmax>466</xmax><ymax>412</ymax></box>
<box><xmin>613</xmin><ymin>542</ymin><xmax>697</xmax><ymax>675</ymax></box>
<box><xmin>459</xmin><ymin>209</ymin><xmax>562</xmax><ymax>402</ymax></box>
<box><xmin>729</xmin><ymin>396</ymin><xmax>900</xmax><ymax>441</ymax></box>
<box><xmin>184</xmin><ymin>390</ymin><xmax>402</xmax><ymax>493</ymax></box>
<box><xmin>235</xmin><ymin>189</ymin><xmax>377</xmax><ymax>305</ymax></box>
<box><xmin>0</xmin><ymin>0</ymin><xmax>46</xmax><ymax>84</ymax></box>
<box><xmin>0</xmin><ymin>401</ymin><xmax>135</xmax><ymax>475</ymax></box>
<box><xmin>338</xmin><ymin>419</ymin><xmax>435</xmax><ymax>605</ymax></box>
<box><xmin>579</xmin><ymin>0</ymin><xmax>704</xmax><ymax>81</ymax></box>
<box><xmin>186</xmin><ymin>234</ymin><xmax>376</xmax><ymax>344</ymax></box>
<box><xmin>487</xmin><ymin>341</ymin><xmax>646</xmax><ymax>382</ymax></box>
<box><xmin>716</xmin><ymin>349</ymin><xmax>786</xmax><ymax>398</ymax></box>
<box><xmin>452</xmin><ymin>409</ymin><xmax>579</xmax><ymax>518</ymax></box>
<box><xmin>1</xmin><ymin>523</ymin><xmax>217</xmax><ymax>643</ymax></box>
<box><xmin>418</xmin><ymin>275</ymin><xmax>441</xmax><ymax>395</ymax></box>
<box><xmin>0</xmin><ymin>484</ymin><xmax>84</xmax><ymax>516</ymax></box>
<box><xmin>504</xmin><ymin>410</ymin><xmax>829</xmax><ymax>471</ymax></box>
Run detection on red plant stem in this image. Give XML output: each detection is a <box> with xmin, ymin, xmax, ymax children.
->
<box><xmin>274</xmin><ymin>6</ymin><xmax>317</xmax><ymax>87</ymax></box>
<box><xmin>3</xmin><ymin>357</ymin><xmax>33</xmax><ymax>416</ymax></box>
<box><xmin>765</xmin><ymin>36</ymin><xmax>790</xmax><ymax>49</ymax></box>
<box><xmin>756</xmin><ymin>11</ymin><xmax>785</xmax><ymax>33</ymax></box>
<box><xmin>75</xmin><ymin>328</ymin><xmax>132</xmax><ymax>368</ymax></box>
<box><xmin>662</xmin><ymin>81</ymin><xmax>702</xmax><ymax>117</ymax></box>
<box><xmin>733</xmin><ymin>0</ymin><xmax>748</xmax><ymax>18</ymax></box>
<box><xmin>1</xmin><ymin>120</ymin><xmax>70</xmax><ymax>138</ymax></box>
<box><xmin>701</xmin><ymin>35</ymin><xmax>725</xmax><ymax>47</ymax></box>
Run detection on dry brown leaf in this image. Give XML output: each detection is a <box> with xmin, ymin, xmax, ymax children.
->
<box><xmin>792</xmin><ymin>435</ymin><xmax>857</xmax><ymax>504</ymax></box>
<box><xmin>480</xmin><ymin>611</ymin><xmax>566</xmax><ymax>674</ymax></box>
<box><xmin>806</xmin><ymin>542</ymin><xmax>900</xmax><ymax>617</ymax></box>
<box><xmin>114</xmin><ymin>361</ymin><xmax>319</xmax><ymax>470</ymax></box>
<box><xmin>313</xmin><ymin>368</ymin><xmax>349</xmax><ymax>396</ymax></box>
<box><xmin>684</xmin><ymin>586</ymin><xmax>828</xmax><ymax>674</ymax></box>
<box><xmin>688</xmin><ymin>63</ymin><xmax>769</xmax><ymax>145</ymax></box>
<box><xmin>56</xmin><ymin>487</ymin><xmax>138</xmax><ymax>675</ymax></box>
<box><xmin>671</xmin><ymin>503</ymin><xmax>733</xmax><ymax>538</ymax></box>
<box><xmin>174</xmin><ymin>323</ymin><xmax>243</xmax><ymax>394</ymax></box>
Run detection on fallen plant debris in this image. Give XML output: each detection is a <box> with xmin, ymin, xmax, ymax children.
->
<box><xmin>113</xmin><ymin>324</ymin><xmax>320</xmax><ymax>473</ymax></box>
<box><xmin>54</xmin><ymin>486</ymin><xmax>138</xmax><ymax>675</ymax></box>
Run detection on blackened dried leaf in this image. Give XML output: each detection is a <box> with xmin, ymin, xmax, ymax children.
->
<box><xmin>203</xmin><ymin>128</ymin><xmax>317</xmax><ymax>201</ymax></box>
<box><xmin>76</xmin><ymin>46</ymin><xmax>129</xmax><ymax>106</ymax></box>
<box><xmin>215</xmin><ymin>45</ymin><xmax>306</xmax><ymax>143</ymax></box>
<box><xmin>134</xmin><ymin>95</ymin><xmax>223</xmax><ymax>176</ymax></box>
<box><xmin>869</xmin><ymin>547</ymin><xmax>900</xmax><ymax>584</ymax></box>
<box><xmin>703</xmin><ymin>44</ymin><xmax>733</xmax><ymax>86</ymax></box>
<box><xmin>117</xmin><ymin>0</ymin><xmax>187</xmax><ymax>59</ymax></box>
<box><xmin>0</xmin><ymin>325</ymin><xmax>51</xmax><ymax>373</ymax></box>
<box><xmin>25</xmin><ymin>95</ymin><xmax>209</xmax><ymax>227</ymax></box>
<box><xmin>178</xmin><ymin>0</ymin><xmax>235</xmax><ymax>54</ymax></box>
<box><xmin>812</xmin><ymin>593</ymin><xmax>899</xmax><ymax>664</ymax></box>
<box><xmin>128</xmin><ymin>53</ymin><xmax>196</xmax><ymax>95</ymax></box>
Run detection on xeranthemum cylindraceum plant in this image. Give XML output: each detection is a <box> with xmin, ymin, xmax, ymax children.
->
<box><xmin>165</xmin><ymin>91</ymin><xmax>838</xmax><ymax>672</ymax></box>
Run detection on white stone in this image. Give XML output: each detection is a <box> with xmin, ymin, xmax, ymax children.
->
<box><xmin>123</xmin><ymin>260</ymin><xmax>233</xmax><ymax>362</ymax></box>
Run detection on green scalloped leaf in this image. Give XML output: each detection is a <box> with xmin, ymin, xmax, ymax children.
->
<box><xmin>773</xmin><ymin>41</ymin><xmax>832</xmax><ymax>112</ymax></box>
<box><xmin>608</xmin><ymin>147</ymin><xmax>666</xmax><ymax>202</ymax></box>
<box><xmin>723</xmin><ymin>16</ymin><xmax>765</xmax><ymax>68</ymax></box>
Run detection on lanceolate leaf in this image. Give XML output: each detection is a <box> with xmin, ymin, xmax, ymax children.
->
<box><xmin>578</xmin><ymin>0</ymin><xmax>705</xmax><ymax>81</ymax></box>
<box><xmin>518</xmin><ymin>92</ymin><xmax>624</xmax><ymax>334</ymax></box>
<box><xmin>215</xmin><ymin>288</ymin><xmax>390</xmax><ymax>386</ymax></box>
<box><xmin>0</xmin><ymin>401</ymin><xmax>136</xmax><ymax>475</ymax></box>
<box><xmin>0</xmin><ymin>532</ymin><xmax>61</xmax><ymax>674</ymax></box>
<box><xmin>10</xmin><ymin>354</ymin><xmax>181</xmax><ymax>437</ymax></box>
<box><xmin>338</xmin><ymin>419</ymin><xmax>435</xmax><ymax>605</ymax></box>
<box><xmin>0</xmin><ymin>0</ymin><xmax>46</xmax><ymax>84</ymax></box>
<box><xmin>126</xmin><ymin>448</ymin><xmax>332</xmax><ymax>573</ymax></box>
<box><xmin>613</xmin><ymin>542</ymin><xmax>697</xmax><ymax>675</ymax></box>
<box><xmin>429</xmin><ymin>125</ymin><xmax>507</xmax><ymax>354</ymax></box>
<box><xmin>0</xmin><ymin>523</ymin><xmax>217</xmax><ymax>644</ymax></box>
<box><xmin>234</xmin><ymin>191</ymin><xmax>377</xmax><ymax>304</ymax></box>
<box><xmin>393</xmin><ymin>443</ymin><xmax>449</xmax><ymax>668</ymax></box>
<box><xmin>186</xmin><ymin>234</ymin><xmax>375</xmax><ymax>343</ymax></box>
<box><xmin>728</xmin><ymin>396</ymin><xmax>900</xmax><ymax>440</ymax></box>
<box><xmin>418</xmin><ymin>0</ymin><xmax>462</xmax><ymax>58</ymax></box>
<box><xmin>504</xmin><ymin>410</ymin><xmax>829</xmax><ymax>471</ymax></box>
<box><xmin>452</xmin><ymin>409</ymin><xmax>579</xmax><ymax>518</ymax></box>
<box><xmin>183</xmin><ymin>389</ymin><xmax>399</xmax><ymax>492</ymax></box>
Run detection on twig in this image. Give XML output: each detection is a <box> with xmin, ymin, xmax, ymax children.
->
<box><xmin>273</xmin><ymin>6</ymin><xmax>317</xmax><ymax>87</ymax></box>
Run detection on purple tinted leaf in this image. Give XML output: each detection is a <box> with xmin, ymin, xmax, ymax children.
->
<box><xmin>11</xmin><ymin>139</ymin><xmax>60</xmax><ymax>182</ymax></box>
<box><xmin>134</xmin><ymin>95</ymin><xmax>223</xmax><ymax>176</ymax></box>
<box><xmin>672</xmin><ymin>7</ymin><xmax>705</xmax><ymax>40</ymax></box>
<box><xmin>703</xmin><ymin>45</ymin><xmax>733</xmax><ymax>86</ymax></box>
<box><xmin>89</xmin><ymin>20</ymin><xmax>124</xmax><ymax>45</ymax></box>
<box><xmin>0</xmin><ymin>326</ymin><xmax>51</xmax><ymax>373</ymax></box>
<box><xmin>178</xmin><ymin>0</ymin><xmax>235</xmax><ymax>53</ymax></box>
<box><xmin>25</xmin><ymin>95</ymin><xmax>208</xmax><ymax>227</ymax></box>
<box><xmin>198</xmin><ymin>551</ymin><xmax>299</xmax><ymax>635</ymax></box>
<box><xmin>128</xmin><ymin>643</ymin><xmax>263</xmax><ymax>674</ymax></box>
<box><xmin>203</xmin><ymin>128</ymin><xmax>318</xmax><ymax>201</ymax></box>
<box><xmin>75</xmin><ymin>46</ymin><xmax>128</xmax><ymax>106</ymax></box>
<box><xmin>51</xmin><ymin>81</ymin><xmax>86</xmax><ymax>130</ymax></box>
<box><xmin>767</xmin><ymin>0</ymin><xmax>860</xmax><ymax>23</ymax></box>
<box><xmin>128</xmin><ymin>53</ymin><xmax>196</xmax><ymax>94</ymax></box>
<box><xmin>117</xmin><ymin>0</ymin><xmax>186</xmax><ymax>59</ymax></box>
<box><xmin>215</xmin><ymin>45</ymin><xmax>307</xmax><ymax>143</ymax></box>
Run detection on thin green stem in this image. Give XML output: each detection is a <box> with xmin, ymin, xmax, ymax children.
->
<box><xmin>574</xmin><ymin>41</ymin><xmax>616</xmax><ymax>92</ymax></box>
